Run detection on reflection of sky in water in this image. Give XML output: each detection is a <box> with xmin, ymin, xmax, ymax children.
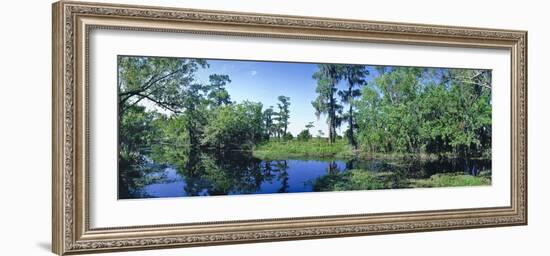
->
<box><xmin>141</xmin><ymin>167</ymin><xmax>185</xmax><ymax>198</ymax></box>
<box><xmin>254</xmin><ymin>160</ymin><xmax>347</xmax><ymax>194</ymax></box>
<box><xmin>142</xmin><ymin>160</ymin><xmax>348</xmax><ymax>198</ymax></box>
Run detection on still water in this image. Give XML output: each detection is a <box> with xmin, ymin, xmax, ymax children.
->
<box><xmin>118</xmin><ymin>152</ymin><xmax>491</xmax><ymax>199</ymax></box>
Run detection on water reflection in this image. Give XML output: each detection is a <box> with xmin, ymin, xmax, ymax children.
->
<box><xmin>119</xmin><ymin>151</ymin><xmax>491</xmax><ymax>199</ymax></box>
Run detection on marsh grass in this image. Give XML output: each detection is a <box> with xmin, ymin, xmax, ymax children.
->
<box><xmin>253</xmin><ymin>138</ymin><xmax>353</xmax><ymax>159</ymax></box>
<box><xmin>253</xmin><ymin>139</ymin><xmax>454</xmax><ymax>161</ymax></box>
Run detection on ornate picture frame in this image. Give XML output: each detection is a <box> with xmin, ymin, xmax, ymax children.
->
<box><xmin>52</xmin><ymin>1</ymin><xmax>527</xmax><ymax>255</ymax></box>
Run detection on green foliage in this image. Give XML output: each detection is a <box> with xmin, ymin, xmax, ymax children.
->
<box><xmin>119</xmin><ymin>105</ymin><xmax>156</xmax><ymax>162</ymax></box>
<box><xmin>207</xmin><ymin>74</ymin><xmax>232</xmax><ymax>107</ymax></box>
<box><xmin>149</xmin><ymin>115</ymin><xmax>191</xmax><ymax>165</ymax></box>
<box><xmin>339</xmin><ymin>65</ymin><xmax>368</xmax><ymax>148</ymax></box>
<box><xmin>202</xmin><ymin>101</ymin><xmax>264</xmax><ymax>150</ymax></box>
<box><xmin>312</xmin><ymin>64</ymin><xmax>344</xmax><ymax>144</ymax></box>
<box><xmin>296</xmin><ymin>122</ymin><xmax>315</xmax><ymax>141</ymax></box>
<box><xmin>117</xmin><ymin>56</ymin><xmax>207</xmax><ymax>115</ymax></box>
<box><xmin>356</xmin><ymin>67</ymin><xmax>492</xmax><ymax>158</ymax></box>
<box><xmin>283</xmin><ymin>132</ymin><xmax>294</xmax><ymax>141</ymax></box>
<box><xmin>274</xmin><ymin>96</ymin><xmax>291</xmax><ymax>138</ymax></box>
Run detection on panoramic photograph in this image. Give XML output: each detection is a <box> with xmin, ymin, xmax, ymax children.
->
<box><xmin>117</xmin><ymin>55</ymin><xmax>492</xmax><ymax>199</ymax></box>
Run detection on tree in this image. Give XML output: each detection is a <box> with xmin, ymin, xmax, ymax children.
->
<box><xmin>117</xmin><ymin>56</ymin><xmax>207</xmax><ymax>116</ymax></box>
<box><xmin>355</xmin><ymin>66</ymin><xmax>492</xmax><ymax>158</ymax></box>
<box><xmin>297</xmin><ymin>130</ymin><xmax>311</xmax><ymax>141</ymax></box>
<box><xmin>312</xmin><ymin>64</ymin><xmax>343</xmax><ymax>144</ymax></box>
<box><xmin>356</xmin><ymin>84</ymin><xmax>385</xmax><ymax>153</ymax></box>
<box><xmin>207</xmin><ymin>74</ymin><xmax>232</xmax><ymax>107</ymax></box>
<box><xmin>243</xmin><ymin>101</ymin><xmax>265</xmax><ymax>146</ymax></box>
<box><xmin>373</xmin><ymin>67</ymin><xmax>423</xmax><ymax>153</ymax></box>
<box><xmin>275</xmin><ymin>96</ymin><xmax>291</xmax><ymax>139</ymax></box>
<box><xmin>441</xmin><ymin>69</ymin><xmax>492</xmax><ymax>158</ymax></box>
<box><xmin>201</xmin><ymin>105</ymin><xmax>240</xmax><ymax>149</ymax></box>
<box><xmin>181</xmin><ymin>82</ymin><xmax>210</xmax><ymax>149</ymax></box>
<box><xmin>339</xmin><ymin>65</ymin><xmax>369</xmax><ymax>149</ymax></box>
<box><xmin>283</xmin><ymin>132</ymin><xmax>294</xmax><ymax>141</ymax></box>
<box><xmin>305</xmin><ymin>122</ymin><xmax>315</xmax><ymax>131</ymax></box>
<box><xmin>201</xmin><ymin>101</ymin><xmax>265</xmax><ymax>150</ymax></box>
<box><xmin>297</xmin><ymin>122</ymin><xmax>315</xmax><ymax>141</ymax></box>
<box><xmin>262</xmin><ymin>106</ymin><xmax>276</xmax><ymax>140</ymax></box>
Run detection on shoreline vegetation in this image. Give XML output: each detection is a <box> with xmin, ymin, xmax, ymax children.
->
<box><xmin>253</xmin><ymin>138</ymin><xmax>354</xmax><ymax>159</ymax></box>
<box><xmin>252</xmin><ymin>139</ymin><xmax>491</xmax><ymax>189</ymax></box>
<box><xmin>118</xmin><ymin>56</ymin><xmax>493</xmax><ymax>197</ymax></box>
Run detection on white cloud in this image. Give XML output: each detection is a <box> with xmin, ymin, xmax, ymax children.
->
<box><xmin>249</xmin><ymin>70</ymin><xmax>258</xmax><ymax>76</ymax></box>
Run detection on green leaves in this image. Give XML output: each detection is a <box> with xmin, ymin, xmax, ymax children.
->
<box><xmin>207</xmin><ymin>74</ymin><xmax>232</xmax><ymax>107</ymax></box>
<box><xmin>118</xmin><ymin>56</ymin><xmax>207</xmax><ymax>115</ymax></box>
<box><xmin>119</xmin><ymin>105</ymin><xmax>157</xmax><ymax>161</ymax></box>
<box><xmin>355</xmin><ymin>67</ymin><xmax>492</xmax><ymax>157</ymax></box>
<box><xmin>202</xmin><ymin>101</ymin><xmax>265</xmax><ymax>150</ymax></box>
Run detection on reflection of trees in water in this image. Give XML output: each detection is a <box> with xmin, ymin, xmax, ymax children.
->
<box><xmin>118</xmin><ymin>158</ymin><xmax>145</xmax><ymax>199</ymax></box>
<box><xmin>345</xmin><ymin>157</ymin><xmax>491</xmax><ymax>179</ymax></box>
<box><xmin>327</xmin><ymin>161</ymin><xmax>341</xmax><ymax>175</ymax></box>
<box><xmin>412</xmin><ymin>158</ymin><xmax>491</xmax><ymax>178</ymax></box>
<box><xmin>118</xmin><ymin>156</ymin><xmax>167</xmax><ymax>199</ymax></box>
<box><xmin>313</xmin><ymin>157</ymin><xmax>492</xmax><ymax>191</ymax></box>
<box><xmin>274</xmin><ymin>161</ymin><xmax>289</xmax><ymax>193</ymax></box>
<box><xmin>345</xmin><ymin>159</ymin><xmax>356</xmax><ymax>171</ymax></box>
<box><xmin>170</xmin><ymin>151</ymin><xmax>291</xmax><ymax>196</ymax></box>
<box><xmin>121</xmin><ymin>148</ymin><xmax>293</xmax><ymax>197</ymax></box>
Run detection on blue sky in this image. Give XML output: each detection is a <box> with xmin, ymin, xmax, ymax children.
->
<box><xmin>195</xmin><ymin>59</ymin><xmax>379</xmax><ymax>137</ymax></box>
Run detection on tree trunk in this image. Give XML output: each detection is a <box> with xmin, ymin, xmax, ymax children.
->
<box><xmin>329</xmin><ymin>92</ymin><xmax>336</xmax><ymax>144</ymax></box>
<box><xmin>348</xmin><ymin>100</ymin><xmax>357</xmax><ymax>149</ymax></box>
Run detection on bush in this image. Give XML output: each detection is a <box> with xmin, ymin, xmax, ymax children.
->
<box><xmin>297</xmin><ymin>129</ymin><xmax>312</xmax><ymax>141</ymax></box>
<box><xmin>283</xmin><ymin>132</ymin><xmax>294</xmax><ymax>141</ymax></box>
